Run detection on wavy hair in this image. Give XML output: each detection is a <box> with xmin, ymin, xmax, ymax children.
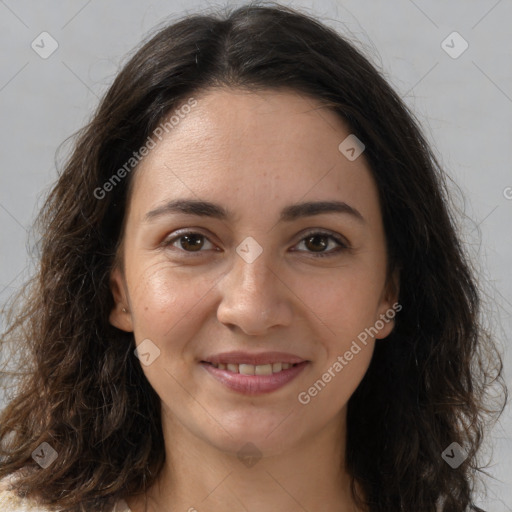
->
<box><xmin>0</xmin><ymin>3</ymin><xmax>507</xmax><ymax>511</ymax></box>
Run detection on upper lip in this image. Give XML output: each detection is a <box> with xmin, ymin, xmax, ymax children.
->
<box><xmin>202</xmin><ymin>351</ymin><xmax>307</xmax><ymax>366</ymax></box>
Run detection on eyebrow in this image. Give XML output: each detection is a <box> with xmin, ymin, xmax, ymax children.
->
<box><xmin>143</xmin><ymin>198</ymin><xmax>365</xmax><ymax>224</ymax></box>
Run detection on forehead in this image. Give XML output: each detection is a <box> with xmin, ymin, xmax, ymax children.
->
<box><xmin>153</xmin><ymin>87</ymin><xmax>349</xmax><ymax>163</ymax></box>
<box><xmin>127</xmin><ymin>87</ymin><xmax>380</xmax><ymax>224</ymax></box>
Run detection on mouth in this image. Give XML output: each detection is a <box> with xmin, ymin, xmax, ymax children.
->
<box><xmin>201</xmin><ymin>361</ymin><xmax>302</xmax><ymax>375</ymax></box>
<box><xmin>199</xmin><ymin>352</ymin><xmax>310</xmax><ymax>395</ymax></box>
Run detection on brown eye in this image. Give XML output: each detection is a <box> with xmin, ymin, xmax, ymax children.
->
<box><xmin>179</xmin><ymin>234</ymin><xmax>205</xmax><ymax>252</ymax></box>
<box><xmin>163</xmin><ymin>231</ymin><xmax>216</xmax><ymax>254</ymax></box>
<box><xmin>294</xmin><ymin>231</ymin><xmax>348</xmax><ymax>258</ymax></box>
<box><xmin>304</xmin><ymin>234</ymin><xmax>329</xmax><ymax>252</ymax></box>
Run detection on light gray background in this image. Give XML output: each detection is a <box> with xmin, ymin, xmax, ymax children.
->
<box><xmin>0</xmin><ymin>0</ymin><xmax>511</xmax><ymax>509</ymax></box>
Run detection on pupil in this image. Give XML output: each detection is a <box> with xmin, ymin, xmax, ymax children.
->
<box><xmin>181</xmin><ymin>234</ymin><xmax>203</xmax><ymax>251</ymax></box>
<box><xmin>306</xmin><ymin>235</ymin><xmax>327</xmax><ymax>252</ymax></box>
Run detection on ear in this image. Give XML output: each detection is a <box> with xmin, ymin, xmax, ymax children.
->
<box><xmin>374</xmin><ymin>269</ymin><xmax>400</xmax><ymax>340</ymax></box>
<box><xmin>109</xmin><ymin>266</ymin><xmax>134</xmax><ymax>332</ymax></box>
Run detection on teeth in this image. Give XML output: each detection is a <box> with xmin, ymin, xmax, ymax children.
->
<box><xmin>255</xmin><ymin>364</ymin><xmax>272</xmax><ymax>375</ymax></box>
<box><xmin>239</xmin><ymin>364</ymin><xmax>255</xmax><ymax>375</ymax></box>
<box><xmin>209</xmin><ymin>362</ymin><xmax>299</xmax><ymax>374</ymax></box>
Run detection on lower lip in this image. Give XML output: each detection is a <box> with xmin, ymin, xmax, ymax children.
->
<box><xmin>200</xmin><ymin>361</ymin><xmax>309</xmax><ymax>395</ymax></box>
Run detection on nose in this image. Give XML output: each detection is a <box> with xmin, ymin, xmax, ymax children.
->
<box><xmin>215</xmin><ymin>248</ymin><xmax>293</xmax><ymax>336</ymax></box>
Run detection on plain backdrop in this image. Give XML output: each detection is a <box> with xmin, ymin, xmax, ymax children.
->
<box><xmin>0</xmin><ymin>0</ymin><xmax>511</xmax><ymax>509</ymax></box>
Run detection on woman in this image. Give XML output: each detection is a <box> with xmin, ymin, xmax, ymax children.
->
<box><xmin>0</xmin><ymin>3</ymin><xmax>506</xmax><ymax>511</ymax></box>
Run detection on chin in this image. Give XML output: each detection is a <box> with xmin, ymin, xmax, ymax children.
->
<box><xmin>202</xmin><ymin>425</ymin><xmax>298</xmax><ymax>459</ymax></box>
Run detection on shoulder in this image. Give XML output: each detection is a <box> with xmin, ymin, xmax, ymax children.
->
<box><xmin>0</xmin><ymin>488</ymin><xmax>48</xmax><ymax>512</ymax></box>
<box><xmin>0</xmin><ymin>472</ymin><xmax>50</xmax><ymax>511</ymax></box>
<box><xmin>0</xmin><ymin>473</ymin><xmax>131</xmax><ymax>512</ymax></box>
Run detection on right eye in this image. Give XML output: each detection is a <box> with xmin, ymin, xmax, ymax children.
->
<box><xmin>162</xmin><ymin>231</ymin><xmax>218</xmax><ymax>255</ymax></box>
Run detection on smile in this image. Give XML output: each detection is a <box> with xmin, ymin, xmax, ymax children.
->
<box><xmin>200</xmin><ymin>360</ymin><xmax>309</xmax><ymax>395</ymax></box>
<box><xmin>204</xmin><ymin>361</ymin><xmax>301</xmax><ymax>374</ymax></box>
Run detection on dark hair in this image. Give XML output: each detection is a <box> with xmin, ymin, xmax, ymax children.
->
<box><xmin>0</xmin><ymin>3</ymin><xmax>507</xmax><ymax>511</ymax></box>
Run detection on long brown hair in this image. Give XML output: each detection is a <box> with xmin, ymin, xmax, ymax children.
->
<box><xmin>0</xmin><ymin>3</ymin><xmax>507</xmax><ymax>511</ymax></box>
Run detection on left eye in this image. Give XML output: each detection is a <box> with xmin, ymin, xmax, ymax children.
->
<box><xmin>293</xmin><ymin>231</ymin><xmax>347</xmax><ymax>257</ymax></box>
<box><xmin>162</xmin><ymin>230</ymin><xmax>347</xmax><ymax>257</ymax></box>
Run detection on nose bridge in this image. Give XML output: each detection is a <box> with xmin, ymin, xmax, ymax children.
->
<box><xmin>230</xmin><ymin>243</ymin><xmax>278</xmax><ymax>301</ymax></box>
<box><xmin>216</xmin><ymin>240</ymin><xmax>291</xmax><ymax>333</ymax></box>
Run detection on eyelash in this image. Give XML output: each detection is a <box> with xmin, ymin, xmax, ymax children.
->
<box><xmin>161</xmin><ymin>229</ymin><xmax>349</xmax><ymax>258</ymax></box>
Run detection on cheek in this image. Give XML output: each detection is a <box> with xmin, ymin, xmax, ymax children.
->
<box><xmin>127</xmin><ymin>261</ymin><xmax>221</xmax><ymax>339</ymax></box>
<box><xmin>126</xmin><ymin>263</ymin><xmax>220</xmax><ymax>393</ymax></box>
<box><xmin>300</xmin><ymin>264</ymin><xmax>385</xmax><ymax>339</ymax></box>
<box><xmin>309</xmin><ymin>346</ymin><xmax>374</xmax><ymax>415</ymax></box>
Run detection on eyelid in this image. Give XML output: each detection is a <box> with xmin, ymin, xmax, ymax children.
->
<box><xmin>161</xmin><ymin>228</ymin><xmax>218</xmax><ymax>253</ymax></box>
<box><xmin>161</xmin><ymin>228</ymin><xmax>350</xmax><ymax>256</ymax></box>
<box><xmin>298</xmin><ymin>228</ymin><xmax>350</xmax><ymax>248</ymax></box>
<box><xmin>291</xmin><ymin>229</ymin><xmax>349</xmax><ymax>258</ymax></box>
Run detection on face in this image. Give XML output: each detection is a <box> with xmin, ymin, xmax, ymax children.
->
<box><xmin>109</xmin><ymin>87</ymin><xmax>398</xmax><ymax>456</ymax></box>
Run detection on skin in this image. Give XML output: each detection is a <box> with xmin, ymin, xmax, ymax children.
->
<box><xmin>109</xmin><ymin>87</ymin><xmax>399</xmax><ymax>512</ymax></box>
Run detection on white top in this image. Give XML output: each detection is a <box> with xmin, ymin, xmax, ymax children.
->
<box><xmin>0</xmin><ymin>473</ymin><xmax>132</xmax><ymax>512</ymax></box>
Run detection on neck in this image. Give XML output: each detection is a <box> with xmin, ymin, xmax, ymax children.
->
<box><xmin>126</xmin><ymin>405</ymin><xmax>366</xmax><ymax>512</ymax></box>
